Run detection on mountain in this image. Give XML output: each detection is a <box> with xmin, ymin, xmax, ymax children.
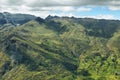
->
<box><xmin>0</xmin><ymin>13</ymin><xmax>120</xmax><ymax>80</ymax></box>
<box><xmin>0</xmin><ymin>12</ymin><xmax>36</xmax><ymax>26</ymax></box>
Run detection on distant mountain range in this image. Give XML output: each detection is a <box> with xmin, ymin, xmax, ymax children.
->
<box><xmin>0</xmin><ymin>12</ymin><xmax>120</xmax><ymax>80</ymax></box>
<box><xmin>0</xmin><ymin>12</ymin><xmax>36</xmax><ymax>25</ymax></box>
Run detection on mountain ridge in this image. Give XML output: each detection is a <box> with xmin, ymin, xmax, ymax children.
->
<box><xmin>0</xmin><ymin>12</ymin><xmax>120</xmax><ymax>80</ymax></box>
<box><xmin>0</xmin><ymin>12</ymin><xmax>36</xmax><ymax>26</ymax></box>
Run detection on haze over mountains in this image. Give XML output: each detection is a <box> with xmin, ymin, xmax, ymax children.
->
<box><xmin>0</xmin><ymin>12</ymin><xmax>120</xmax><ymax>80</ymax></box>
<box><xmin>0</xmin><ymin>12</ymin><xmax>36</xmax><ymax>25</ymax></box>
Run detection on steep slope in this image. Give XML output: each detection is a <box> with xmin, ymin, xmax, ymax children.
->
<box><xmin>0</xmin><ymin>18</ymin><xmax>78</xmax><ymax>80</ymax></box>
<box><xmin>0</xmin><ymin>15</ymin><xmax>120</xmax><ymax>80</ymax></box>
<box><xmin>46</xmin><ymin>16</ymin><xmax>120</xmax><ymax>80</ymax></box>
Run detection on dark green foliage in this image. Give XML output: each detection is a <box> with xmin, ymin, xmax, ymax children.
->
<box><xmin>78</xmin><ymin>69</ymin><xmax>91</xmax><ymax>76</ymax></box>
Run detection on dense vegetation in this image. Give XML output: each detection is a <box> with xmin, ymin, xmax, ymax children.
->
<box><xmin>0</xmin><ymin>13</ymin><xmax>120</xmax><ymax>80</ymax></box>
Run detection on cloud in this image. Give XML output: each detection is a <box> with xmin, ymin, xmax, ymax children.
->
<box><xmin>109</xmin><ymin>6</ymin><xmax>120</xmax><ymax>10</ymax></box>
<box><xmin>30</xmin><ymin>6</ymin><xmax>92</xmax><ymax>12</ymax></box>
<box><xmin>50</xmin><ymin>13</ymin><xmax>118</xmax><ymax>20</ymax></box>
<box><xmin>0</xmin><ymin>0</ymin><xmax>94</xmax><ymax>13</ymax></box>
<box><xmin>76</xmin><ymin>7</ymin><xmax>92</xmax><ymax>12</ymax></box>
<box><xmin>1</xmin><ymin>0</ymin><xmax>120</xmax><ymax>7</ymax></box>
<box><xmin>84</xmin><ymin>14</ymin><xmax>116</xmax><ymax>20</ymax></box>
<box><xmin>0</xmin><ymin>0</ymin><xmax>120</xmax><ymax>19</ymax></box>
<box><xmin>23</xmin><ymin>0</ymin><xmax>120</xmax><ymax>7</ymax></box>
<box><xmin>30</xmin><ymin>6</ymin><xmax>74</xmax><ymax>12</ymax></box>
<box><xmin>0</xmin><ymin>0</ymin><xmax>119</xmax><ymax>13</ymax></box>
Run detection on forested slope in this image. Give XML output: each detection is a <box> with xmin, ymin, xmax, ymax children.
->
<box><xmin>0</xmin><ymin>14</ymin><xmax>120</xmax><ymax>80</ymax></box>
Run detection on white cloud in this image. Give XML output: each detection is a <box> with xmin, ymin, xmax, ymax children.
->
<box><xmin>109</xmin><ymin>6</ymin><xmax>120</xmax><ymax>10</ymax></box>
<box><xmin>80</xmin><ymin>14</ymin><xmax>117</xmax><ymax>20</ymax></box>
<box><xmin>50</xmin><ymin>13</ymin><xmax>74</xmax><ymax>17</ymax></box>
<box><xmin>30</xmin><ymin>6</ymin><xmax>92</xmax><ymax>12</ymax></box>
<box><xmin>0</xmin><ymin>5</ymin><xmax>92</xmax><ymax>18</ymax></box>
<box><xmin>31</xmin><ymin>6</ymin><xmax>75</xmax><ymax>12</ymax></box>
<box><xmin>76</xmin><ymin>7</ymin><xmax>92</xmax><ymax>12</ymax></box>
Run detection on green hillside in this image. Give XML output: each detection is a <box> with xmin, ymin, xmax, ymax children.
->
<box><xmin>0</xmin><ymin>16</ymin><xmax>120</xmax><ymax>80</ymax></box>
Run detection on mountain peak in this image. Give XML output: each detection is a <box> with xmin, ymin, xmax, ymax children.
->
<box><xmin>46</xmin><ymin>15</ymin><xmax>60</xmax><ymax>20</ymax></box>
<box><xmin>35</xmin><ymin>17</ymin><xmax>45</xmax><ymax>23</ymax></box>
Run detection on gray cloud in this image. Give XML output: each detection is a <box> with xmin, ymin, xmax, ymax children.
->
<box><xmin>0</xmin><ymin>0</ymin><xmax>120</xmax><ymax>11</ymax></box>
<box><xmin>0</xmin><ymin>0</ymin><xmax>120</xmax><ymax>12</ymax></box>
<box><xmin>0</xmin><ymin>0</ymin><xmax>120</xmax><ymax>7</ymax></box>
<box><xmin>24</xmin><ymin>0</ymin><xmax>120</xmax><ymax>7</ymax></box>
<box><xmin>0</xmin><ymin>0</ymin><xmax>120</xmax><ymax>19</ymax></box>
<box><xmin>7</xmin><ymin>0</ymin><xmax>24</xmax><ymax>5</ymax></box>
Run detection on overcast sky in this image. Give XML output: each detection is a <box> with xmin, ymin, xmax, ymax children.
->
<box><xmin>0</xmin><ymin>0</ymin><xmax>120</xmax><ymax>19</ymax></box>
